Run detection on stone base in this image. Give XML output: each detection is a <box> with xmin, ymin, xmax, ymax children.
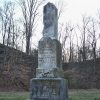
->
<box><xmin>30</xmin><ymin>78</ymin><xmax>69</xmax><ymax>100</ymax></box>
<box><xmin>36</xmin><ymin>68</ymin><xmax>64</xmax><ymax>78</ymax></box>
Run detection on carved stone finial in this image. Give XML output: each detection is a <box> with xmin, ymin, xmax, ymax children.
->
<box><xmin>43</xmin><ymin>2</ymin><xmax>58</xmax><ymax>39</ymax></box>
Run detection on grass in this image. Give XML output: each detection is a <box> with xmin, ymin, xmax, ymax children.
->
<box><xmin>0</xmin><ymin>92</ymin><xmax>29</xmax><ymax>100</ymax></box>
<box><xmin>69</xmin><ymin>89</ymin><xmax>100</xmax><ymax>100</ymax></box>
<box><xmin>0</xmin><ymin>89</ymin><xmax>100</xmax><ymax>100</ymax></box>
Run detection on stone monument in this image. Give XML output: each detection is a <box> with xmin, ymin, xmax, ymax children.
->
<box><xmin>30</xmin><ymin>2</ymin><xmax>69</xmax><ymax>100</ymax></box>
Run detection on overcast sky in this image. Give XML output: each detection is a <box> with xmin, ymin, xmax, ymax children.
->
<box><xmin>3</xmin><ymin>0</ymin><xmax>100</xmax><ymax>24</ymax></box>
<box><xmin>49</xmin><ymin>0</ymin><xmax>100</xmax><ymax>24</ymax></box>
<box><xmin>34</xmin><ymin>0</ymin><xmax>100</xmax><ymax>48</ymax></box>
<box><xmin>1</xmin><ymin>0</ymin><xmax>100</xmax><ymax>49</ymax></box>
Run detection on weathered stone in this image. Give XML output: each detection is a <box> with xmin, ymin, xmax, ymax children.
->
<box><xmin>43</xmin><ymin>2</ymin><xmax>58</xmax><ymax>39</ymax></box>
<box><xmin>30</xmin><ymin>2</ymin><xmax>69</xmax><ymax>100</ymax></box>
<box><xmin>38</xmin><ymin>37</ymin><xmax>61</xmax><ymax>69</ymax></box>
<box><xmin>36</xmin><ymin>37</ymin><xmax>62</xmax><ymax>78</ymax></box>
<box><xmin>36</xmin><ymin>67</ymin><xmax>64</xmax><ymax>78</ymax></box>
<box><xmin>30</xmin><ymin>78</ymin><xmax>68</xmax><ymax>100</ymax></box>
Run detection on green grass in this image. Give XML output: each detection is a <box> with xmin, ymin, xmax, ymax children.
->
<box><xmin>0</xmin><ymin>92</ymin><xmax>29</xmax><ymax>100</ymax></box>
<box><xmin>0</xmin><ymin>89</ymin><xmax>100</xmax><ymax>100</ymax></box>
<box><xmin>69</xmin><ymin>89</ymin><xmax>100</xmax><ymax>100</ymax></box>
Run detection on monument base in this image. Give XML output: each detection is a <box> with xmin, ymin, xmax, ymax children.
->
<box><xmin>30</xmin><ymin>78</ymin><xmax>69</xmax><ymax>100</ymax></box>
<box><xmin>36</xmin><ymin>68</ymin><xmax>64</xmax><ymax>78</ymax></box>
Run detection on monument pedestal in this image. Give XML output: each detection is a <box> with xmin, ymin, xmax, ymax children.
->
<box><xmin>36</xmin><ymin>68</ymin><xmax>64</xmax><ymax>78</ymax></box>
<box><xmin>30</xmin><ymin>2</ymin><xmax>69</xmax><ymax>100</ymax></box>
<box><xmin>30</xmin><ymin>78</ymin><xmax>69</xmax><ymax>100</ymax></box>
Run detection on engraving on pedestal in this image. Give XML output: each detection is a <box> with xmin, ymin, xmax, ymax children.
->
<box><xmin>30</xmin><ymin>78</ymin><xmax>68</xmax><ymax>100</ymax></box>
<box><xmin>38</xmin><ymin>47</ymin><xmax>56</xmax><ymax>68</ymax></box>
<box><xmin>36</xmin><ymin>68</ymin><xmax>61</xmax><ymax>78</ymax></box>
<box><xmin>38</xmin><ymin>38</ymin><xmax>56</xmax><ymax>69</ymax></box>
<box><xmin>37</xmin><ymin>37</ymin><xmax>62</xmax><ymax>78</ymax></box>
<box><xmin>38</xmin><ymin>38</ymin><xmax>62</xmax><ymax>69</ymax></box>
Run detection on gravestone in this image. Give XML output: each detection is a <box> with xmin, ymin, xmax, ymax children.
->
<box><xmin>30</xmin><ymin>2</ymin><xmax>69</xmax><ymax>100</ymax></box>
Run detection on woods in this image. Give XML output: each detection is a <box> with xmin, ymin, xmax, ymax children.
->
<box><xmin>61</xmin><ymin>16</ymin><xmax>100</xmax><ymax>62</ymax></box>
<box><xmin>0</xmin><ymin>0</ymin><xmax>100</xmax><ymax>62</ymax></box>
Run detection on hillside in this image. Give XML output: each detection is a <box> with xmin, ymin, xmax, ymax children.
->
<box><xmin>0</xmin><ymin>44</ymin><xmax>37</xmax><ymax>91</ymax></box>
<box><xmin>63</xmin><ymin>59</ymin><xmax>100</xmax><ymax>89</ymax></box>
<box><xmin>0</xmin><ymin>44</ymin><xmax>100</xmax><ymax>91</ymax></box>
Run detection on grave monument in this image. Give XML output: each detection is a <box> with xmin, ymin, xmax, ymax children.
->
<box><xmin>30</xmin><ymin>2</ymin><xmax>69</xmax><ymax>100</ymax></box>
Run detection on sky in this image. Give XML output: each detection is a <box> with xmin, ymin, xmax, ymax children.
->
<box><xmin>0</xmin><ymin>0</ymin><xmax>100</xmax><ymax>49</ymax></box>
<box><xmin>49</xmin><ymin>0</ymin><xmax>100</xmax><ymax>24</ymax></box>
<box><xmin>1</xmin><ymin>0</ymin><xmax>100</xmax><ymax>24</ymax></box>
<box><xmin>33</xmin><ymin>0</ymin><xmax>100</xmax><ymax>48</ymax></box>
<box><xmin>3</xmin><ymin>0</ymin><xmax>100</xmax><ymax>25</ymax></box>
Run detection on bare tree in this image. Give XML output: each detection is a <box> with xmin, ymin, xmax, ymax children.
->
<box><xmin>78</xmin><ymin>15</ymin><xmax>91</xmax><ymax>61</ymax></box>
<box><xmin>66</xmin><ymin>24</ymin><xmax>74</xmax><ymax>62</ymax></box>
<box><xmin>86</xmin><ymin>18</ymin><xmax>100</xmax><ymax>77</ymax></box>
<box><xmin>87</xmin><ymin>18</ymin><xmax>97</xmax><ymax>60</ymax></box>
<box><xmin>0</xmin><ymin>1</ymin><xmax>10</xmax><ymax>45</ymax></box>
<box><xmin>19</xmin><ymin>0</ymin><xmax>45</xmax><ymax>54</ymax></box>
<box><xmin>60</xmin><ymin>22</ymin><xmax>75</xmax><ymax>62</ymax></box>
<box><xmin>0</xmin><ymin>1</ymin><xmax>19</xmax><ymax>48</ymax></box>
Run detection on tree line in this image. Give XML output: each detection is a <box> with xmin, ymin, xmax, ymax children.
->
<box><xmin>61</xmin><ymin>15</ymin><xmax>100</xmax><ymax>63</ymax></box>
<box><xmin>0</xmin><ymin>0</ymin><xmax>45</xmax><ymax>54</ymax></box>
<box><xmin>0</xmin><ymin>0</ymin><xmax>100</xmax><ymax>63</ymax></box>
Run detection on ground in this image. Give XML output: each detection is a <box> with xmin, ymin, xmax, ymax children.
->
<box><xmin>0</xmin><ymin>92</ymin><xmax>29</xmax><ymax>100</ymax></box>
<box><xmin>69</xmin><ymin>89</ymin><xmax>100</xmax><ymax>100</ymax></box>
<box><xmin>0</xmin><ymin>89</ymin><xmax>100</xmax><ymax>100</ymax></box>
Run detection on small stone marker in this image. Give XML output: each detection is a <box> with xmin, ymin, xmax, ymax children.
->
<box><xmin>30</xmin><ymin>2</ymin><xmax>69</xmax><ymax>100</ymax></box>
